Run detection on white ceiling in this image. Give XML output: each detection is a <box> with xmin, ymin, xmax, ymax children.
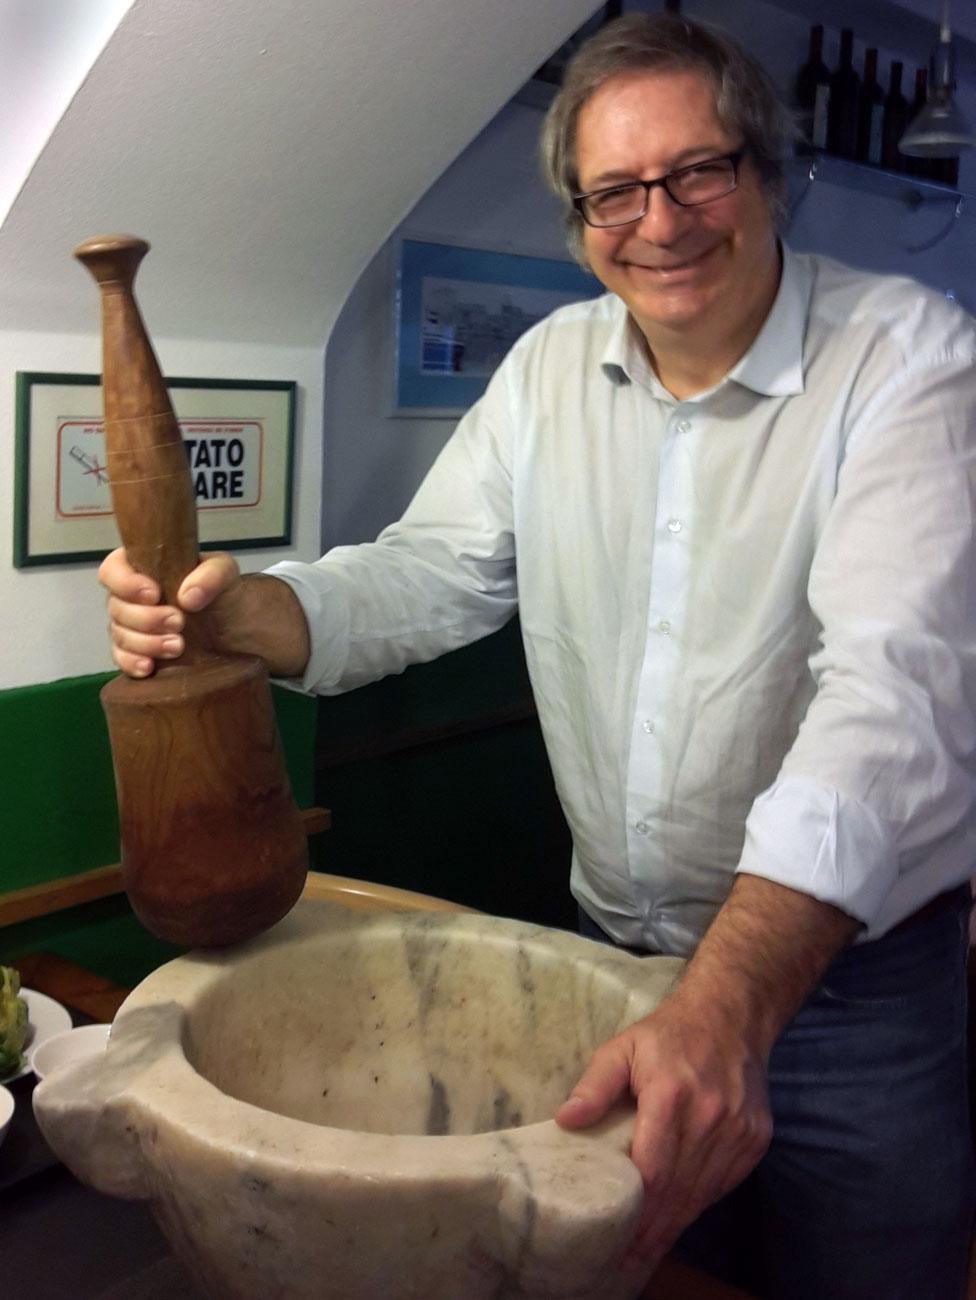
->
<box><xmin>1</xmin><ymin>0</ymin><xmax>969</xmax><ymax>354</ymax></box>
<box><xmin>0</xmin><ymin>0</ymin><xmax>602</xmax><ymax>347</ymax></box>
<box><xmin>0</xmin><ymin>0</ymin><xmax>135</xmax><ymax>227</ymax></box>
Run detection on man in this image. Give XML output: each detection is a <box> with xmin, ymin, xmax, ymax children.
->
<box><xmin>100</xmin><ymin>14</ymin><xmax>976</xmax><ymax>1299</ymax></box>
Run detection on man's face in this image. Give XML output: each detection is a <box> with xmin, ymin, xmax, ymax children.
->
<box><xmin>575</xmin><ymin>68</ymin><xmax>779</xmax><ymax>347</ymax></box>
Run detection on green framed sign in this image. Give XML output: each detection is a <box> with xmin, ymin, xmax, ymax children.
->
<box><xmin>13</xmin><ymin>372</ymin><xmax>297</xmax><ymax>567</ymax></box>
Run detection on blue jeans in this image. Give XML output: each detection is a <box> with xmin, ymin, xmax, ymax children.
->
<box><xmin>578</xmin><ymin>889</ymin><xmax>976</xmax><ymax>1299</ymax></box>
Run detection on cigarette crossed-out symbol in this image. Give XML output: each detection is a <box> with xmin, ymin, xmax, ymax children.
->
<box><xmin>69</xmin><ymin>445</ymin><xmax>109</xmax><ymax>486</ymax></box>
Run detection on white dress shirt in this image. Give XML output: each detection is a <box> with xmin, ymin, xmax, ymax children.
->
<box><xmin>269</xmin><ymin>245</ymin><xmax>976</xmax><ymax>957</ymax></box>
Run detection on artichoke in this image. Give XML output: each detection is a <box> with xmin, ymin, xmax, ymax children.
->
<box><xmin>0</xmin><ymin>964</ymin><xmax>28</xmax><ymax>1076</ymax></box>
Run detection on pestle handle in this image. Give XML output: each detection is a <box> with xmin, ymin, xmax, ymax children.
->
<box><xmin>77</xmin><ymin>234</ymin><xmax>308</xmax><ymax>948</ymax></box>
<box><xmin>74</xmin><ymin>234</ymin><xmax>215</xmax><ymax>663</ymax></box>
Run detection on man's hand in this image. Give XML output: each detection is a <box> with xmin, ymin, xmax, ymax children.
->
<box><xmin>557</xmin><ymin>875</ymin><xmax>859</xmax><ymax>1270</ymax></box>
<box><xmin>99</xmin><ymin>547</ymin><xmax>242</xmax><ymax>677</ymax></box>
<box><xmin>98</xmin><ymin>546</ymin><xmax>311</xmax><ymax>678</ymax></box>
<box><xmin>557</xmin><ymin>988</ymin><xmax>771</xmax><ymax>1269</ymax></box>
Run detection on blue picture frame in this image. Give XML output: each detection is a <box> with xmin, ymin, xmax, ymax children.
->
<box><xmin>393</xmin><ymin>239</ymin><xmax>602</xmax><ymax>416</ymax></box>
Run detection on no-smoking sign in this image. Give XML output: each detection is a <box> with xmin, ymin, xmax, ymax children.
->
<box><xmin>57</xmin><ymin>418</ymin><xmax>264</xmax><ymax>518</ymax></box>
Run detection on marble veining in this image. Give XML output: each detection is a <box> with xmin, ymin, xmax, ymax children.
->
<box><xmin>34</xmin><ymin>899</ymin><xmax>684</xmax><ymax>1299</ymax></box>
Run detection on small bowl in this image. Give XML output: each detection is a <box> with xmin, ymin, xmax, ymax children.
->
<box><xmin>0</xmin><ymin>1084</ymin><xmax>14</xmax><ymax>1149</ymax></box>
<box><xmin>31</xmin><ymin>1024</ymin><xmax>111</xmax><ymax>1081</ymax></box>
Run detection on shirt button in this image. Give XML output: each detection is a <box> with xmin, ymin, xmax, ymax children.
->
<box><xmin>635</xmin><ymin>820</ymin><xmax>649</xmax><ymax>835</ymax></box>
<box><xmin>666</xmin><ymin>518</ymin><xmax>683</xmax><ymax>533</ymax></box>
<box><xmin>657</xmin><ymin>619</ymin><xmax>671</xmax><ymax>634</ymax></box>
<box><xmin>676</xmin><ymin>418</ymin><xmax>691</xmax><ymax>434</ymax></box>
<box><xmin>642</xmin><ymin>719</ymin><xmax>655</xmax><ymax>734</ymax></box>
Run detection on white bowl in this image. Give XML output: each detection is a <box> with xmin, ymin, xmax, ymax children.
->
<box><xmin>31</xmin><ymin>1023</ymin><xmax>111</xmax><ymax>1081</ymax></box>
<box><xmin>0</xmin><ymin>1084</ymin><xmax>13</xmax><ymax>1149</ymax></box>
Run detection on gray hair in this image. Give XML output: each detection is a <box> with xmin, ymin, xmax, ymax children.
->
<box><xmin>540</xmin><ymin>13</ymin><xmax>798</xmax><ymax>262</ymax></box>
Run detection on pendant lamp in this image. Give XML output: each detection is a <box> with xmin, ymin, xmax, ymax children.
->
<box><xmin>899</xmin><ymin>0</ymin><xmax>975</xmax><ymax>157</ymax></box>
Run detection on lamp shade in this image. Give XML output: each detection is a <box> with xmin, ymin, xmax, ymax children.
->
<box><xmin>899</xmin><ymin>98</ymin><xmax>976</xmax><ymax>156</ymax></box>
<box><xmin>899</xmin><ymin>32</ymin><xmax>975</xmax><ymax>157</ymax></box>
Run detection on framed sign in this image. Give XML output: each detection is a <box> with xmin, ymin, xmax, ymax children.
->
<box><xmin>13</xmin><ymin>373</ymin><xmax>296</xmax><ymax>567</ymax></box>
<box><xmin>392</xmin><ymin>239</ymin><xmax>602</xmax><ymax>417</ymax></box>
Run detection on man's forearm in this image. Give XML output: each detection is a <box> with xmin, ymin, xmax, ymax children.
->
<box><xmin>212</xmin><ymin>573</ymin><xmax>312</xmax><ymax>678</ymax></box>
<box><xmin>667</xmin><ymin>874</ymin><xmax>861</xmax><ymax>1059</ymax></box>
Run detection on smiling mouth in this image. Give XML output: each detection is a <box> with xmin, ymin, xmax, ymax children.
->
<box><xmin>627</xmin><ymin>247</ymin><xmax>717</xmax><ymax>274</ymax></box>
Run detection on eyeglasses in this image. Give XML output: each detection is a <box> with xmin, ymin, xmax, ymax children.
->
<box><xmin>573</xmin><ymin>149</ymin><xmax>745</xmax><ymax>228</ymax></box>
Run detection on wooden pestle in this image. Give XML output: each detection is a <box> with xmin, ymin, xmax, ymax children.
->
<box><xmin>75</xmin><ymin>235</ymin><xmax>308</xmax><ymax>947</ymax></box>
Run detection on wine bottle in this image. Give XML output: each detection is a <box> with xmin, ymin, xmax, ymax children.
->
<box><xmin>827</xmin><ymin>28</ymin><xmax>860</xmax><ymax>158</ymax></box>
<box><xmin>905</xmin><ymin>68</ymin><xmax>929</xmax><ymax>178</ymax></box>
<box><xmin>796</xmin><ymin>24</ymin><xmax>831</xmax><ymax>149</ymax></box>
<box><xmin>881</xmin><ymin>60</ymin><xmax>909</xmax><ymax>172</ymax></box>
<box><xmin>934</xmin><ymin>155</ymin><xmax>960</xmax><ymax>188</ymax></box>
<box><xmin>855</xmin><ymin>49</ymin><xmax>885</xmax><ymax>165</ymax></box>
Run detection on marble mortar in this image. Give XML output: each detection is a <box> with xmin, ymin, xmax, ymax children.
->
<box><xmin>33</xmin><ymin>899</ymin><xmax>684</xmax><ymax>1299</ymax></box>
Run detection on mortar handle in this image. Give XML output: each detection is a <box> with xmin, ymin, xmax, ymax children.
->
<box><xmin>74</xmin><ymin>234</ymin><xmax>216</xmax><ymax>663</ymax></box>
<box><xmin>497</xmin><ymin>1105</ymin><xmax>649</xmax><ymax>1295</ymax></box>
<box><xmin>29</xmin><ymin>1005</ymin><xmax>187</xmax><ymax>1202</ymax></box>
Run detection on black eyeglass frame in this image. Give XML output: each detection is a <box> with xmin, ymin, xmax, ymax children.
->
<box><xmin>572</xmin><ymin>148</ymin><xmax>747</xmax><ymax>228</ymax></box>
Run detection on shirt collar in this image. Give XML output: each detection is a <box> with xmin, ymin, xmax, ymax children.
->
<box><xmin>727</xmin><ymin>242</ymin><xmax>807</xmax><ymax>397</ymax></box>
<box><xmin>599</xmin><ymin>241</ymin><xmax>810</xmax><ymax>399</ymax></box>
<box><xmin>600</xmin><ymin>297</ymin><xmax>649</xmax><ymax>387</ymax></box>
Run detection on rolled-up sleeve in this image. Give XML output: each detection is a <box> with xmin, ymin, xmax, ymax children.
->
<box><xmin>266</xmin><ymin>361</ymin><xmax>520</xmax><ymax>696</ymax></box>
<box><xmin>737</xmin><ymin>346</ymin><xmax>976</xmax><ymax>932</ymax></box>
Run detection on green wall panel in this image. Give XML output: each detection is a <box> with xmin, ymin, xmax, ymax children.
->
<box><xmin>313</xmin><ymin>621</ymin><xmax>576</xmax><ymax>931</ymax></box>
<box><xmin>0</xmin><ymin>673</ymin><xmax>120</xmax><ymax>892</ymax></box>
<box><xmin>0</xmin><ymin>622</ymin><xmax>568</xmax><ymax>983</ymax></box>
<box><xmin>0</xmin><ymin>672</ymin><xmax>318</xmax><ymax>894</ymax></box>
<box><xmin>313</xmin><ymin>720</ymin><xmax>575</xmax><ymax>930</ymax></box>
<box><xmin>0</xmin><ymin>895</ymin><xmax>183</xmax><ymax>987</ymax></box>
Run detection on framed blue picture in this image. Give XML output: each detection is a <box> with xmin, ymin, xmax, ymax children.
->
<box><xmin>392</xmin><ymin>239</ymin><xmax>602</xmax><ymax>417</ymax></box>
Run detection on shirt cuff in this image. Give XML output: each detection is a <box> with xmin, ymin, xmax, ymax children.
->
<box><xmin>263</xmin><ymin>559</ymin><xmax>350</xmax><ymax>694</ymax></box>
<box><xmin>736</xmin><ymin>775</ymin><xmax>897</xmax><ymax>927</ymax></box>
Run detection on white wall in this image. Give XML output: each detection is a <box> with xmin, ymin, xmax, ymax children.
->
<box><xmin>0</xmin><ymin>0</ymin><xmax>607</xmax><ymax>693</ymax></box>
<box><xmin>1</xmin><ymin>329</ymin><xmax>324</xmax><ymax>689</ymax></box>
<box><xmin>321</xmin><ymin>0</ymin><xmax>975</xmax><ymax>550</ymax></box>
<box><xmin>321</xmin><ymin>102</ymin><xmax>572</xmax><ymax>550</ymax></box>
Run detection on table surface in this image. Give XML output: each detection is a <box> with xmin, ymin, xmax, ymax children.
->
<box><xmin>0</xmin><ymin>949</ymin><xmax>755</xmax><ymax>1300</ymax></box>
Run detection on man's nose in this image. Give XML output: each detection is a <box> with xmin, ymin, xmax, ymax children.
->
<box><xmin>633</xmin><ymin>184</ymin><xmax>690</xmax><ymax>244</ymax></box>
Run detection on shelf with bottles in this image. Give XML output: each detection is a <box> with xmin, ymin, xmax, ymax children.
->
<box><xmin>790</xmin><ymin>22</ymin><xmax>969</xmax><ymax>247</ymax></box>
<box><xmin>793</xmin><ymin>24</ymin><xmax>964</xmax><ymax>191</ymax></box>
<box><xmin>788</xmin><ymin>146</ymin><xmax>969</xmax><ymax>252</ymax></box>
<box><xmin>791</xmin><ymin>146</ymin><xmax>970</xmax><ymax>208</ymax></box>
